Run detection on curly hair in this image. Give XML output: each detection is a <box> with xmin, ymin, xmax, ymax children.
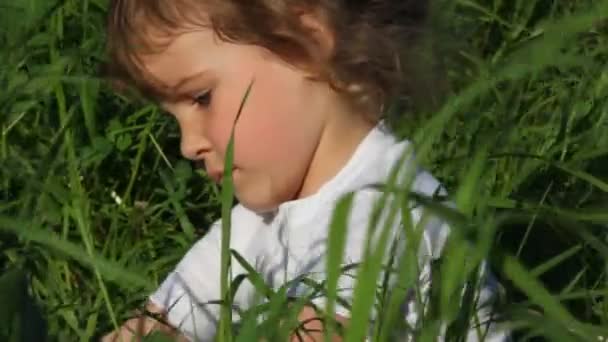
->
<box><xmin>105</xmin><ymin>0</ymin><xmax>432</xmax><ymax>116</ymax></box>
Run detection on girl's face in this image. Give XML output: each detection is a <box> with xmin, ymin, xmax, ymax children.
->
<box><xmin>141</xmin><ymin>28</ymin><xmax>374</xmax><ymax>213</ymax></box>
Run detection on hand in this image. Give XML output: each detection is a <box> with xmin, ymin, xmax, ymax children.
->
<box><xmin>100</xmin><ymin>302</ymin><xmax>187</xmax><ymax>342</ymax></box>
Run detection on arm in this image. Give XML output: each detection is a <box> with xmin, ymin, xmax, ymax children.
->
<box><xmin>290</xmin><ymin>306</ymin><xmax>349</xmax><ymax>342</ymax></box>
<box><xmin>100</xmin><ymin>302</ymin><xmax>188</xmax><ymax>342</ymax></box>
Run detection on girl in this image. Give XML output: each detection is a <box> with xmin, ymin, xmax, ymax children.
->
<box><xmin>102</xmin><ymin>0</ymin><xmax>508</xmax><ymax>341</ymax></box>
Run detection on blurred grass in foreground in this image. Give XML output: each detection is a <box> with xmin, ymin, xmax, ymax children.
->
<box><xmin>1</xmin><ymin>0</ymin><xmax>607</xmax><ymax>341</ymax></box>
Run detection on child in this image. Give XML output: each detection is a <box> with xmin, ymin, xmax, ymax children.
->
<box><xmin>102</xmin><ymin>0</ymin><xmax>509</xmax><ymax>341</ymax></box>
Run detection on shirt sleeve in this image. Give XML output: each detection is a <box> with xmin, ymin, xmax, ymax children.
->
<box><xmin>407</xmin><ymin>172</ymin><xmax>511</xmax><ymax>341</ymax></box>
<box><xmin>301</xmin><ymin>188</ymin><xmax>510</xmax><ymax>341</ymax></box>
<box><xmin>461</xmin><ymin>265</ymin><xmax>511</xmax><ymax>342</ymax></box>
<box><xmin>149</xmin><ymin>222</ymin><xmax>223</xmax><ymax>342</ymax></box>
<box><xmin>305</xmin><ymin>189</ymin><xmax>400</xmax><ymax>319</ymax></box>
<box><xmin>148</xmin><ymin>205</ymin><xmax>262</xmax><ymax>341</ymax></box>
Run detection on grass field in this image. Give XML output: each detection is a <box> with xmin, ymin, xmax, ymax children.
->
<box><xmin>1</xmin><ymin>0</ymin><xmax>607</xmax><ymax>341</ymax></box>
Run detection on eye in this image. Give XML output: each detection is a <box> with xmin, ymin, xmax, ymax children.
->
<box><xmin>193</xmin><ymin>90</ymin><xmax>212</xmax><ymax>107</ymax></box>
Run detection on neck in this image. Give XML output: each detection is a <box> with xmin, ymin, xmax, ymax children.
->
<box><xmin>296</xmin><ymin>104</ymin><xmax>377</xmax><ymax>199</ymax></box>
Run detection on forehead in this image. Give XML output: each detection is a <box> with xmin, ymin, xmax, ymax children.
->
<box><xmin>138</xmin><ymin>29</ymin><xmax>218</xmax><ymax>91</ymax></box>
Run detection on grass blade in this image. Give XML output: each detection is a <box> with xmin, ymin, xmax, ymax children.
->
<box><xmin>218</xmin><ymin>80</ymin><xmax>254</xmax><ymax>342</ymax></box>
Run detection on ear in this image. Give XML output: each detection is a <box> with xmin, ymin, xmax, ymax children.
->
<box><xmin>296</xmin><ymin>8</ymin><xmax>335</xmax><ymax>61</ymax></box>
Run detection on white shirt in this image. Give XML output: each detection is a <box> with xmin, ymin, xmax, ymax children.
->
<box><xmin>150</xmin><ymin>122</ymin><xmax>509</xmax><ymax>341</ymax></box>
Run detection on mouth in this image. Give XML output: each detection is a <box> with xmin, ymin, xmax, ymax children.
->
<box><xmin>195</xmin><ymin>160</ymin><xmax>236</xmax><ymax>184</ymax></box>
<box><xmin>208</xmin><ymin>170</ymin><xmax>222</xmax><ymax>184</ymax></box>
<box><xmin>209</xmin><ymin>168</ymin><xmax>236</xmax><ymax>184</ymax></box>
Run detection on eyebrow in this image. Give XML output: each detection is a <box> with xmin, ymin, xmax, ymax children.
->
<box><xmin>171</xmin><ymin>70</ymin><xmax>210</xmax><ymax>93</ymax></box>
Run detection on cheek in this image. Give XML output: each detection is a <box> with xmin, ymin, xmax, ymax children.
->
<box><xmin>234</xmin><ymin>109</ymin><xmax>315</xmax><ymax>181</ymax></box>
<box><xmin>207</xmin><ymin>69</ymin><xmax>259</xmax><ymax>157</ymax></box>
<box><xmin>204</xmin><ymin>89</ymin><xmax>246</xmax><ymax>157</ymax></box>
<box><xmin>205</xmin><ymin>115</ymin><xmax>233</xmax><ymax>158</ymax></box>
<box><xmin>242</xmin><ymin>71</ymin><xmax>320</xmax><ymax>162</ymax></box>
<box><xmin>215</xmin><ymin>53</ymin><xmax>319</xmax><ymax>169</ymax></box>
<box><xmin>234</xmin><ymin>116</ymin><xmax>284</xmax><ymax>160</ymax></box>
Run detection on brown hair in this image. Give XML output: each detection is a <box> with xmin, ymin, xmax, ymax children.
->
<box><xmin>105</xmin><ymin>0</ymin><xmax>431</xmax><ymax>116</ymax></box>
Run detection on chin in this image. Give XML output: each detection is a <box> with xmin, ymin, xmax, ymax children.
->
<box><xmin>235</xmin><ymin>190</ymin><xmax>281</xmax><ymax>214</ymax></box>
<box><xmin>233</xmin><ymin>176</ymin><xmax>288</xmax><ymax>214</ymax></box>
<box><xmin>239</xmin><ymin>199</ymin><xmax>280</xmax><ymax>214</ymax></box>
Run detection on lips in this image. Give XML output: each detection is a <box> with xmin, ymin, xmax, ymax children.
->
<box><xmin>194</xmin><ymin>159</ymin><xmax>237</xmax><ymax>184</ymax></box>
<box><xmin>208</xmin><ymin>169</ymin><xmax>223</xmax><ymax>183</ymax></box>
<box><xmin>208</xmin><ymin>168</ymin><xmax>236</xmax><ymax>184</ymax></box>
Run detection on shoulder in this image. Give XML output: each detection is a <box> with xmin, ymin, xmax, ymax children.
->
<box><xmin>177</xmin><ymin>204</ymin><xmax>267</xmax><ymax>268</ymax></box>
<box><xmin>190</xmin><ymin>204</ymin><xmax>263</xmax><ymax>241</ymax></box>
<box><xmin>345</xmin><ymin>167</ymin><xmax>451</xmax><ymax>260</ymax></box>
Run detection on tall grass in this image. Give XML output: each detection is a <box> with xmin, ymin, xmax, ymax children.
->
<box><xmin>0</xmin><ymin>0</ymin><xmax>607</xmax><ymax>341</ymax></box>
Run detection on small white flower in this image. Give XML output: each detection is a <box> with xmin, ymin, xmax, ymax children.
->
<box><xmin>110</xmin><ymin>190</ymin><xmax>123</xmax><ymax>205</ymax></box>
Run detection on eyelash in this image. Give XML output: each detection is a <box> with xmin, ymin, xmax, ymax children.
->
<box><xmin>193</xmin><ymin>90</ymin><xmax>212</xmax><ymax>107</ymax></box>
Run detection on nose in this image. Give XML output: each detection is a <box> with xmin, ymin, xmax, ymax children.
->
<box><xmin>180</xmin><ymin>130</ymin><xmax>212</xmax><ymax>161</ymax></box>
<box><xmin>181</xmin><ymin>137</ymin><xmax>211</xmax><ymax>161</ymax></box>
<box><xmin>178</xmin><ymin>119</ymin><xmax>212</xmax><ymax>161</ymax></box>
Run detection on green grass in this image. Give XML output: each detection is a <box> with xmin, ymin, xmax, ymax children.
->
<box><xmin>1</xmin><ymin>0</ymin><xmax>607</xmax><ymax>341</ymax></box>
